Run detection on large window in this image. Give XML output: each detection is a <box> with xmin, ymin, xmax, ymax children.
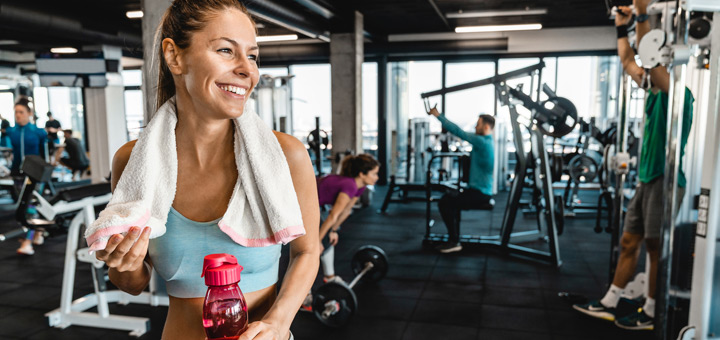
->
<box><xmin>289</xmin><ymin>64</ymin><xmax>331</xmax><ymax>143</ymax></box>
<box><xmin>122</xmin><ymin>70</ymin><xmax>143</xmax><ymax>141</ymax></box>
<box><xmin>444</xmin><ymin>62</ymin><xmax>496</xmax><ymax>133</ymax></box>
<box><xmin>362</xmin><ymin>62</ymin><xmax>378</xmax><ymax>153</ymax></box>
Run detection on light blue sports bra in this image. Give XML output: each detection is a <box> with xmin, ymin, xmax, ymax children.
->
<box><xmin>148</xmin><ymin>208</ymin><xmax>281</xmax><ymax>298</ymax></box>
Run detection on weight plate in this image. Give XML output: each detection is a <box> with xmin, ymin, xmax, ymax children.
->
<box><xmin>351</xmin><ymin>245</ymin><xmax>388</xmax><ymax>284</ymax></box>
<box><xmin>307</xmin><ymin>129</ymin><xmax>329</xmax><ymax>150</ymax></box>
<box><xmin>312</xmin><ymin>282</ymin><xmax>357</xmax><ymax>328</ymax></box>
<box><xmin>567</xmin><ymin>154</ymin><xmax>599</xmax><ymax>183</ymax></box>
<box><xmin>550</xmin><ymin>154</ymin><xmax>564</xmax><ymax>183</ymax></box>
<box><xmin>537</xmin><ymin>97</ymin><xmax>578</xmax><ymax>138</ymax></box>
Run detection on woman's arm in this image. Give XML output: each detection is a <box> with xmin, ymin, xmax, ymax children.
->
<box><xmin>330</xmin><ymin>196</ymin><xmax>358</xmax><ymax>231</ymax></box>
<box><xmin>97</xmin><ymin>140</ymin><xmax>153</xmax><ymax>296</ymax></box>
<box><xmin>243</xmin><ymin>132</ymin><xmax>321</xmax><ymax>340</ymax></box>
<box><xmin>319</xmin><ymin>192</ymin><xmax>352</xmax><ymax>240</ymax></box>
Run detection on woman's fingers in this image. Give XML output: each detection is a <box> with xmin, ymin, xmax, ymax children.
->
<box><xmin>95</xmin><ymin>234</ymin><xmax>124</xmax><ymax>261</ymax></box>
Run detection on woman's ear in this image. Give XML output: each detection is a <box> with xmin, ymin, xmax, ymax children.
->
<box><xmin>162</xmin><ymin>38</ymin><xmax>183</xmax><ymax>75</ymax></box>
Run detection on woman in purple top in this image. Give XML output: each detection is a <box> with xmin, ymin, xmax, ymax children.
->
<box><xmin>316</xmin><ymin>154</ymin><xmax>379</xmax><ymax>284</ymax></box>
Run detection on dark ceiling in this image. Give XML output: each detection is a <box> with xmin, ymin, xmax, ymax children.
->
<box><xmin>0</xmin><ymin>0</ymin><xmax>611</xmax><ymax>61</ymax></box>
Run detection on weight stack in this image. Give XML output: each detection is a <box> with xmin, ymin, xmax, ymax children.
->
<box><xmin>670</xmin><ymin>223</ymin><xmax>697</xmax><ymax>292</ymax></box>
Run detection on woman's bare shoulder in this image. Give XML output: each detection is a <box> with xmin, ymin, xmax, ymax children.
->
<box><xmin>272</xmin><ymin>131</ymin><xmax>308</xmax><ymax>165</ymax></box>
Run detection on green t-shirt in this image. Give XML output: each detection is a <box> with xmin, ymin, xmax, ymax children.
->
<box><xmin>638</xmin><ymin>88</ymin><xmax>694</xmax><ymax>187</ymax></box>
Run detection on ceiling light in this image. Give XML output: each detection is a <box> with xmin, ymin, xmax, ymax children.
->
<box><xmin>447</xmin><ymin>8</ymin><xmax>547</xmax><ymax>19</ymax></box>
<box><xmin>0</xmin><ymin>40</ymin><xmax>19</xmax><ymax>45</ymax></box>
<box><xmin>50</xmin><ymin>47</ymin><xmax>78</xmax><ymax>54</ymax></box>
<box><xmin>455</xmin><ymin>23</ymin><xmax>543</xmax><ymax>33</ymax></box>
<box><xmin>126</xmin><ymin>10</ymin><xmax>143</xmax><ymax>19</ymax></box>
<box><xmin>256</xmin><ymin>34</ymin><xmax>299</xmax><ymax>43</ymax></box>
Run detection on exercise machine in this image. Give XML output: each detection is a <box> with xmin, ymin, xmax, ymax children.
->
<box><xmin>420</xmin><ymin>62</ymin><xmax>575</xmax><ymax>267</ymax></box>
<box><xmin>0</xmin><ymin>155</ymin><xmax>169</xmax><ymax>337</ymax></box>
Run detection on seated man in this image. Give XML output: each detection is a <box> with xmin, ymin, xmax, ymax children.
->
<box><xmin>427</xmin><ymin>106</ymin><xmax>495</xmax><ymax>253</ymax></box>
<box><xmin>52</xmin><ymin>129</ymin><xmax>89</xmax><ymax>179</ymax></box>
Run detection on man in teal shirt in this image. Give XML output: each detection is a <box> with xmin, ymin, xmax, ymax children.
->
<box><xmin>427</xmin><ymin>106</ymin><xmax>494</xmax><ymax>253</ymax></box>
<box><xmin>573</xmin><ymin>0</ymin><xmax>693</xmax><ymax>331</ymax></box>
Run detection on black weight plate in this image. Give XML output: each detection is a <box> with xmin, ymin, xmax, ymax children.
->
<box><xmin>351</xmin><ymin>245</ymin><xmax>388</xmax><ymax>284</ymax></box>
<box><xmin>537</xmin><ymin>97</ymin><xmax>578</xmax><ymax>138</ymax></box>
<box><xmin>568</xmin><ymin>154</ymin><xmax>599</xmax><ymax>183</ymax></box>
<box><xmin>312</xmin><ymin>282</ymin><xmax>357</xmax><ymax>328</ymax></box>
<box><xmin>550</xmin><ymin>154</ymin><xmax>564</xmax><ymax>182</ymax></box>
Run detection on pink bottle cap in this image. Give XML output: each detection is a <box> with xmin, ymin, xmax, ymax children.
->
<box><xmin>201</xmin><ymin>254</ymin><xmax>243</xmax><ymax>286</ymax></box>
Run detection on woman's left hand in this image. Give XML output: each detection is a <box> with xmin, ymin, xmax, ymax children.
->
<box><xmin>238</xmin><ymin>321</ymin><xmax>285</xmax><ymax>340</ymax></box>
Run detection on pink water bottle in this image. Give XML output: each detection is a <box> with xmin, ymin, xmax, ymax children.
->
<box><xmin>201</xmin><ymin>254</ymin><xmax>248</xmax><ymax>340</ymax></box>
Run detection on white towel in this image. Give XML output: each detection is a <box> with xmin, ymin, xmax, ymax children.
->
<box><xmin>85</xmin><ymin>97</ymin><xmax>305</xmax><ymax>251</ymax></box>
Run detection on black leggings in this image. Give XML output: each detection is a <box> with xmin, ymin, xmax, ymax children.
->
<box><xmin>437</xmin><ymin>188</ymin><xmax>492</xmax><ymax>243</ymax></box>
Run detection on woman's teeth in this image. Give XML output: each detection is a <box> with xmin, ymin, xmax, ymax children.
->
<box><xmin>219</xmin><ymin>85</ymin><xmax>246</xmax><ymax>95</ymax></box>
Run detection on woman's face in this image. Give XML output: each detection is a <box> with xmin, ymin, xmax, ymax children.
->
<box><xmin>14</xmin><ymin>105</ymin><xmax>31</xmax><ymax>126</ymax></box>
<box><xmin>171</xmin><ymin>9</ymin><xmax>259</xmax><ymax>119</ymax></box>
<box><xmin>360</xmin><ymin>166</ymin><xmax>380</xmax><ymax>186</ymax></box>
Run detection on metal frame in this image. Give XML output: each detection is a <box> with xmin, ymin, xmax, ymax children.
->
<box><xmin>44</xmin><ymin>195</ymin><xmax>169</xmax><ymax>337</ymax></box>
<box><xmin>419</xmin><ymin>62</ymin><xmax>563</xmax><ymax>267</ymax></box>
<box><xmin>681</xmin><ymin>7</ymin><xmax>720</xmax><ymax>340</ymax></box>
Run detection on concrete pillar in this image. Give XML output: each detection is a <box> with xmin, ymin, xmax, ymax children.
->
<box><xmin>141</xmin><ymin>0</ymin><xmax>172</xmax><ymax>123</ymax></box>
<box><xmin>330</xmin><ymin>11</ymin><xmax>363</xmax><ymax>171</ymax></box>
<box><xmin>85</xmin><ymin>73</ymin><xmax>127</xmax><ymax>183</ymax></box>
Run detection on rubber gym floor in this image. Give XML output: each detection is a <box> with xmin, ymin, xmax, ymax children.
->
<box><xmin>0</xmin><ymin>186</ymin><xmax>653</xmax><ymax>340</ymax></box>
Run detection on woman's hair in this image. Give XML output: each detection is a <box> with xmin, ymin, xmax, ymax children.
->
<box><xmin>154</xmin><ymin>0</ymin><xmax>256</xmax><ymax>110</ymax></box>
<box><xmin>339</xmin><ymin>154</ymin><xmax>380</xmax><ymax>178</ymax></box>
<box><xmin>14</xmin><ymin>97</ymin><xmax>32</xmax><ymax>113</ymax></box>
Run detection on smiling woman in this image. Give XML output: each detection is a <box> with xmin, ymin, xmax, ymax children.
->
<box><xmin>91</xmin><ymin>1</ymin><xmax>321</xmax><ymax>340</ymax></box>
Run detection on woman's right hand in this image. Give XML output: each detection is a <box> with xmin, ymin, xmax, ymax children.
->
<box><xmin>328</xmin><ymin>230</ymin><xmax>339</xmax><ymax>246</ymax></box>
<box><xmin>95</xmin><ymin>226</ymin><xmax>151</xmax><ymax>272</ymax></box>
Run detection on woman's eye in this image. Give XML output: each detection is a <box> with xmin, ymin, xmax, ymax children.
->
<box><xmin>248</xmin><ymin>54</ymin><xmax>258</xmax><ymax>61</ymax></box>
<box><xmin>218</xmin><ymin>48</ymin><xmax>232</xmax><ymax>54</ymax></box>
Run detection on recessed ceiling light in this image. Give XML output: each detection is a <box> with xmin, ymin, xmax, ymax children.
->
<box><xmin>0</xmin><ymin>40</ymin><xmax>19</xmax><ymax>45</ymax></box>
<box><xmin>455</xmin><ymin>23</ymin><xmax>543</xmax><ymax>33</ymax></box>
<box><xmin>256</xmin><ymin>34</ymin><xmax>299</xmax><ymax>43</ymax></box>
<box><xmin>447</xmin><ymin>9</ymin><xmax>547</xmax><ymax>19</ymax></box>
<box><xmin>50</xmin><ymin>47</ymin><xmax>78</xmax><ymax>54</ymax></box>
<box><xmin>126</xmin><ymin>10</ymin><xmax>143</xmax><ymax>19</ymax></box>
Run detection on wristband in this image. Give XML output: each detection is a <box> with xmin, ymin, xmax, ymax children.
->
<box><xmin>636</xmin><ymin>14</ymin><xmax>649</xmax><ymax>23</ymax></box>
<box><xmin>616</xmin><ymin>25</ymin><xmax>629</xmax><ymax>39</ymax></box>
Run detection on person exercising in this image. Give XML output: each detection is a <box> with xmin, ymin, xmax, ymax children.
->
<box><xmin>45</xmin><ymin>112</ymin><xmax>61</xmax><ymax>155</ymax></box>
<box><xmin>8</xmin><ymin>97</ymin><xmax>47</xmax><ymax>175</ymax></box>
<box><xmin>316</xmin><ymin>154</ymin><xmax>380</xmax><ymax>283</ymax></box>
<box><xmin>573</xmin><ymin>0</ymin><xmax>694</xmax><ymax>331</ymax></box>
<box><xmin>301</xmin><ymin>153</ymin><xmax>379</xmax><ymax>310</ymax></box>
<box><xmin>426</xmin><ymin>106</ymin><xmax>495</xmax><ymax>253</ymax></box>
<box><xmin>52</xmin><ymin>129</ymin><xmax>89</xmax><ymax>179</ymax></box>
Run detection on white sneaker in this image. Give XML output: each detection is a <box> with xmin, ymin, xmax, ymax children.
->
<box><xmin>32</xmin><ymin>232</ymin><xmax>44</xmax><ymax>245</ymax></box>
<box><xmin>16</xmin><ymin>243</ymin><xmax>35</xmax><ymax>255</ymax></box>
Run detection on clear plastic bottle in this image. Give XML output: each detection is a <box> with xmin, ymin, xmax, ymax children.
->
<box><xmin>201</xmin><ymin>254</ymin><xmax>248</xmax><ymax>340</ymax></box>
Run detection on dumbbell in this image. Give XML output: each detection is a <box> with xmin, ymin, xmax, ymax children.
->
<box><xmin>312</xmin><ymin>245</ymin><xmax>388</xmax><ymax>327</ymax></box>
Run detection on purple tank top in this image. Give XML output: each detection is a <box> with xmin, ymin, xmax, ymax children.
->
<box><xmin>317</xmin><ymin>174</ymin><xmax>365</xmax><ymax>206</ymax></box>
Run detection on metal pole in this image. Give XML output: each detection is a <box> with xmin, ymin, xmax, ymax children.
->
<box><xmin>656</xmin><ymin>5</ymin><xmax>690</xmax><ymax>339</ymax></box>
<box><xmin>609</xmin><ymin>75</ymin><xmax>632</xmax><ymax>284</ymax></box>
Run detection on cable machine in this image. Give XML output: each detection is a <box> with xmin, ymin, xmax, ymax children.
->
<box><xmin>420</xmin><ymin>62</ymin><xmax>578</xmax><ymax>267</ymax></box>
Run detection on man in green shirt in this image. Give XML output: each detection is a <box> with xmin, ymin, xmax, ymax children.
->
<box><xmin>573</xmin><ymin>0</ymin><xmax>694</xmax><ymax>331</ymax></box>
<box><xmin>427</xmin><ymin>106</ymin><xmax>495</xmax><ymax>253</ymax></box>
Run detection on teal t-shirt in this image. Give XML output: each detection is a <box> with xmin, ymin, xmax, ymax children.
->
<box><xmin>638</xmin><ymin>87</ymin><xmax>694</xmax><ymax>187</ymax></box>
<box><xmin>436</xmin><ymin>115</ymin><xmax>494</xmax><ymax>196</ymax></box>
